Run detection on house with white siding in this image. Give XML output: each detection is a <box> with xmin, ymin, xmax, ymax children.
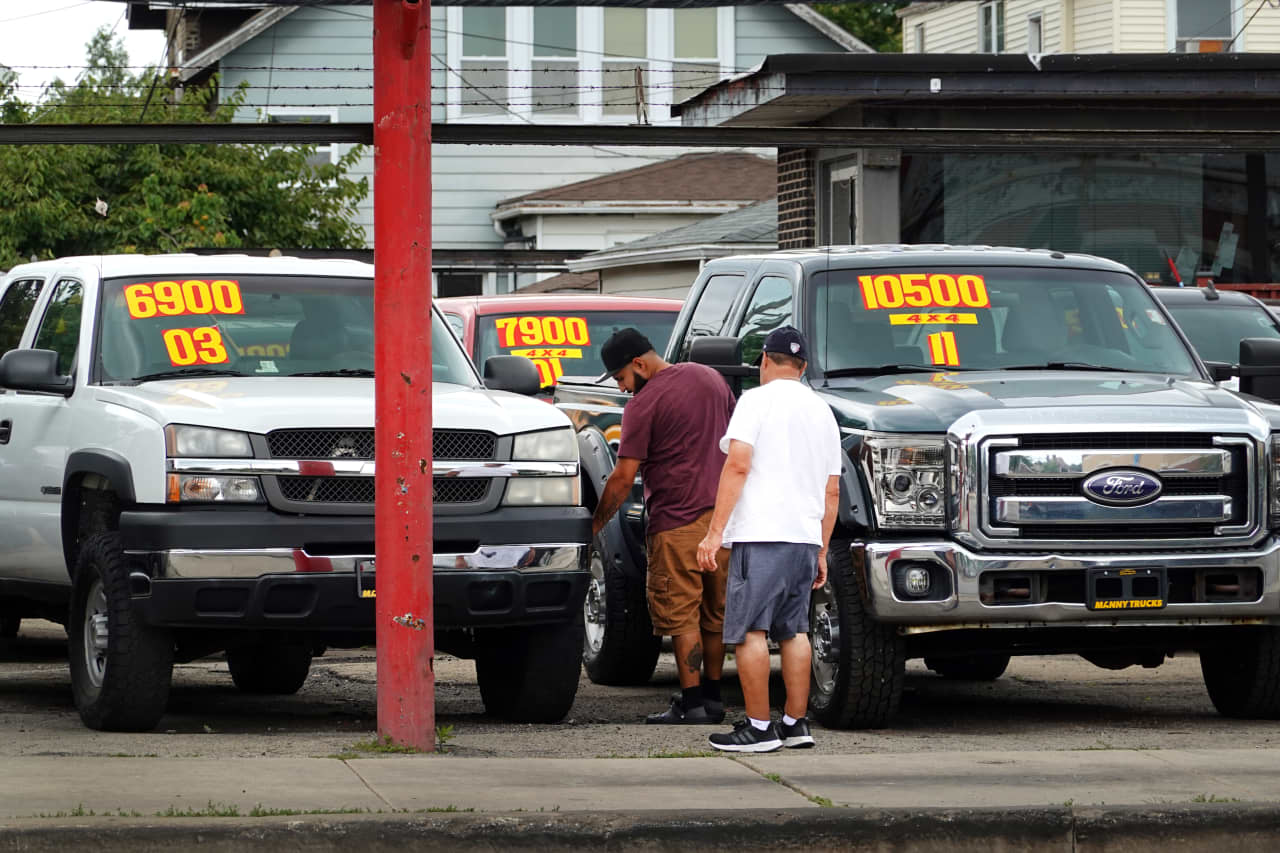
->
<box><xmin>900</xmin><ymin>0</ymin><xmax>1280</xmax><ymax>57</ymax></box>
<box><xmin>125</xmin><ymin>2</ymin><xmax>868</xmax><ymax>296</ymax></box>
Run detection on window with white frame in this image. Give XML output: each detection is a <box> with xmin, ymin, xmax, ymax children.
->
<box><xmin>265</xmin><ymin>108</ymin><xmax>339</xmax><ymax>169</ymax></box>
<box><xmin>461</xmin><ymin>7</ymin><xmax>508</xmax><ymax>116</ymax></box>
<box><xmin>532</xmin><ymin>7</ymin><xmax>578</xmax><ymax>115</ymax></box>
<box><xmin>445</xmin><ymin>7</ymin><xmax>731</xmax><ymax>124</ymax></box>
<box><xmin>602</xmin><ymin>8</ymin><xmax>648</xmax><ymax>119</ymax></box>
<box><xmin>1175</xmin><ymin>0</ymin><xmax>1234</xmax><ymax>52</ymax></box>
<box><xmin>671</xmin><ymin>8</ymin><xmax>720</xmax><ymax>106</ymax></box>
<box><xmin>914</xmin><ymin>23</ymin><xmax>925</xmax><ymax>53</ymax></box>
<box><xmin>980</xmin><ymin>1</ymin><xmax>1005</xmax><ymax>54</ymax></box>
<box><xmin>1027</xmin><ymin>12</ymin><xmax>1042</xmax><ymax>54</ymax></box>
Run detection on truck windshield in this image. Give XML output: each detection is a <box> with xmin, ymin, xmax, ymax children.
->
<box><xmin>475</xmin><ymin>309</ymin><xmax>677</xmax><ymax>388</ymax></box>
<box><xmin>813</xmin><ymin>266</ymin><xmax>1198</xmax><ymax>376</ymax></box>
<box><xmin>97</xmin><ymin>274</ymin><xmax>478</xmax><ymax>386</ymax></box>
<box><xmin>1159</xmin><ymin>302</ymin><xmax>1280</xmax><ymax>366</ymax></box>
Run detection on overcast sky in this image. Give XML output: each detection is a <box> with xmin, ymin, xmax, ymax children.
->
<box><xmin>1</xmin><ymin>1</ymin><xmax>165</xmax><ymax>98</ymax></box>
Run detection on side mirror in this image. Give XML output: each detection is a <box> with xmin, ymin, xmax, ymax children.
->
<box><xmin>689</xmin><ymin>336</ymin><xmax>754</xmax><ymax>378</ymax></box>
<box><xmin>1238</xmin><ymin>338</ymin><xmax>1280</xmax><ymax>402</ymax></box>
<box><xmin>1204</xmin><ymin>361</ymin><xmax>1237</xmax><ymax>383</ymax></box>
<box><xmin>483</xmin><ymin>355</ymin><xmax>541</xmax><ymax>396</ymax></box>
<box><xmin>0</xmin><ymin>349</ymin><xmax>72</xmax><ymax>396</ymax></box>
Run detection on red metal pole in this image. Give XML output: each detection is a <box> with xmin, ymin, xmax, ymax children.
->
<box><xmin>374</xmin><ymin>0</ymin><xmax>434</xmax><ymax>752</ymax></box>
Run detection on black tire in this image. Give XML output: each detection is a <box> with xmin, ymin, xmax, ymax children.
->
<box><xmin>68</xmin><ymin>532</ymin><xmax>174</xmax><ymax>732</ymax></box>
<box><xmin>1201</xmin><ymin>628</ymin><xmax>1280</xmax><ymax>719</ymax></box>
<box><xmin>0</xmin><ymin>617</ymin><xmax>18</xmax><ymax>639</ymax></box>
<box><xmin>582</xmin><ymin>533</ymin><xmax>660</xmax><ymax>686</ymax></box>
<box><xmin>808</xmin><ymin>539</ymin><xmax>904</xmax><ymax>729</ymax></box>
<box><xmin>925</xmin><ymin>654</ymin><xmax>1011</xmax><ymax>681</ymax></box>
<box><xmin>227</xmin><ymin>642</ymin><xmax>313</xmax><ymax>695</ymax></box>
<box><xmin>476</xmin><ymin>621</ymin><xmax>583</xmax><ymax>723</ymax></box>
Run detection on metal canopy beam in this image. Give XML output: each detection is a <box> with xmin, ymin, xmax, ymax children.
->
<box><xmin>3</xmin><ymin>123</ymin><xmax>1280</xmax><ymax>152</ymax></box>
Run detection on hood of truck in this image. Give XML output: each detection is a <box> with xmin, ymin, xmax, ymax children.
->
<box><xmin>92</xmin><ymin>377</ymin><xmax>569</xmax><ymax>436</ymax></box>
<box><xmin>820</xmin><ymin>370</ymin><xmax>1280</xmax><ymax>434</ymax></box>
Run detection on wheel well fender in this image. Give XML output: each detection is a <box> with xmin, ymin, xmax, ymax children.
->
<box><xmin>62</xmin><ymin>450</ymin><xmax>135</xmax><ymax>577</ymax></box>
<box><xmin>576</xmin><ymin>426</ymin><xmax>615</xmax><ymax>512</ymax></box>
<box><xmin>838</xmin><ymin>460</ymin><xmax>872</xmax><ymax>532</ymax></box>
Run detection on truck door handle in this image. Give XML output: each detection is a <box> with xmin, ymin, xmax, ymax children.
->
<box><xmin>0</xmin><ymin>420</ymin><xmax>11</xmax><ymax>444</ymax></box>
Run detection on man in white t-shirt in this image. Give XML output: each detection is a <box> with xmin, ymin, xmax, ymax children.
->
<box><xmin>696</xmin><ymin>326</ymin><xmax>842</xmax><ymax>753</ymax></box>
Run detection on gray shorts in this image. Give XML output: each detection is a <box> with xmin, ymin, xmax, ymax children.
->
<box><xmin>722</xmin><ymin>542</ymin><xmax>819</xmax><ymax>645</ymax></box>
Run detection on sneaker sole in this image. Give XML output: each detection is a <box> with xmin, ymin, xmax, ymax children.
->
<box><xmin>708</xmin><ymin>739</ymin><xmax>783</xmax><ymax>753</ymax></box>
<box><xmin>782</xmin><ymin>736</ymin><xmax>815</xmax><ymax>749</ymax></box>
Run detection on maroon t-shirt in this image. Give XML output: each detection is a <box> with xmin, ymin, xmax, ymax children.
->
<box><xmin>617</xmin><ymin>362</ymin><xmax>736</xmax><ymax>536</ymax></box>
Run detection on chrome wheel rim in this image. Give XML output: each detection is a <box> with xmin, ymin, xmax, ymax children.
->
<box><xmin>809</xmin><ymin>582</ymin><xmax>840</xmax><ymax>697</ymax></box>
<box><xmin>584</xmin><ymin>549</ymin><xmax>607</xmax><ymax>654</ymax></box>
<box><xmin>83</xmin><ymin>579</ymin><xmax>109</xmax><ymax>689</ymax></box>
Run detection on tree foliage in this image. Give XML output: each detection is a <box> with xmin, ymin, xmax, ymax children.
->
<box><xmin>0</xmin><ymin>29</ymin><xmax>368</xmax><ymax>270</ymax></box>
<box><xmin>813</xmin><ymin>2</ymin><xmax>909</xmax><ymax>53</ymax></box>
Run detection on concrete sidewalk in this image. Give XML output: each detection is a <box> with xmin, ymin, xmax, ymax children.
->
<box><xmin>2</xmin><ymin>748</ymin><xmax>1279</xmax><ymax>850</ymax></box>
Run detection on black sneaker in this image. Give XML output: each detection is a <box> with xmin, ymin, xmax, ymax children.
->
<box><xmin>708</xmin><ymin>720</ymin><xmax>783</xmax><ymax>753</ymax></box>
<box><xmin>645</xmin><ymin>697</ymin><xmax>720</xmax><ymax>725</ymax></box>
<box><xmin>779</xmin><ymin>717</ymin><xmax>815</xmax><ymax>749</ymax></box>
<box><xmin>667</xmin><ymin>689</ymin><xmax>725</xmax><ymax>723</ymax></box>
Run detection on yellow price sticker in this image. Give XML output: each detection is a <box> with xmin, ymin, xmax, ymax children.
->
<box><xmin>889</xmin><ymin>313</ymin><xmax>978</xmax><ymax>326</ymax></box>
<box><xmin>162</xmin><ymin>327</ymin><xmax>230</xmax><ymax>367</ymax></box>
<box><xmin>126</xmin><ymin>279</ymin><xmax>244</xmax><ymax>319</ymax></box>
<box><xmin>509</xmin><ymin>348</ymin><xmax>584</xmax><ymax>359</ymax></box>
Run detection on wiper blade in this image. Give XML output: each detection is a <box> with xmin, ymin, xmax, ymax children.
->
<box><xmin>130</xmin><ymin>368</ymin><xmax>247</xmax><ymax>382</ymax></box>
<box><xmin>824</xmin><ymin>364</ymin><xmax>981</xmax><ymax>378</ymax></box>
<box><xmin>1002</xmin><ymin>362</ymin><xmax>1131</xmax><ymax>373</ymax></box>
<box><xmin>288</xmin><ymin>368</ymin><xmax>375</xmax><ymax>377</ymax></box>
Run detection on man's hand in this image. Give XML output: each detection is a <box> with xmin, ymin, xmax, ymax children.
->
<box><xmin>813</xmin><ymin>548</ymin><xmax>828</xmax><ymax>590</ymax></box>
<box><xmin>696</xmin><ymin>528</ymin><xmax>724</xmax><ymax>572</ymax></box>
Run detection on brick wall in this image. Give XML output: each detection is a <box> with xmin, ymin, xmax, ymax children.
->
<box><xmin>777</xmin><ymin>147</ymin><xmax>816</xmax><ymax>249</ymax></box>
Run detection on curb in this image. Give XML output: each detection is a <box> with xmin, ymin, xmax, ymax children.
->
<box><xmin>3</xmin><ymin>804</ymin><xmax>1280</xmax><ymax>852</ymax></box>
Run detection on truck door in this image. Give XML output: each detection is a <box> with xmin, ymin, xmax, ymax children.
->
<box><xmin>732</xmin><ymin>274</ymin><xmax>796</xmax><ymax>392</ymax></box>
<box><xmin>0</xmin><ymin>278</ymin><xmax>82</xmax><ymax>582</ymax></box>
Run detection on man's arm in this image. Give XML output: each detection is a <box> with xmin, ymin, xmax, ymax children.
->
<box><xmin>591</xmin><ymin>456</ymin><xmax>641</xmax><ymax>538</ymax></box>
<box><xmin>696</xmin><ymin>439</ymin><xmax>753</xmax><ymax>571</ymax></box>
<box><xmin>815</xmin><ymin>474</ymin><xmax>840</xmax><ymax>589</ymax></box>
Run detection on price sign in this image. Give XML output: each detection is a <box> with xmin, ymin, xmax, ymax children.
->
<box><xmin>859</xmin><ymin>273</ymin><xmax>990</xmax><ymax>311</ymax></box>
<box><xmin>125</xmin><ymin>279</ymin><xmax>244</xmax><ymax>319</ymax></box>
<box><xmin>494</xmin><ymin>316</ymin><xmax>590</xmax><ymax>348</ymax></box>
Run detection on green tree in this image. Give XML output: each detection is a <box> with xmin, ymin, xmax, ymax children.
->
<box><xmin>814</xmin><ymin>2</ymin><xmax>909</xmax><ymax>53</ymax></box>
<box><xmin>0</xmin><ymin>29</ymin><xmax>368</xmax><ymax>270</ymax></box>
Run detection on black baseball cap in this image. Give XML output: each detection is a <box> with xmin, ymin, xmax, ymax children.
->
<box><xmin>599</xmin><ymin>327</ymin><xmax>655</xmax><ymax>378</ymax></box>
<box><xmin>752</xmin><ymin>325</ymin><xmax>809</xmax><ymax>365</ymax></box>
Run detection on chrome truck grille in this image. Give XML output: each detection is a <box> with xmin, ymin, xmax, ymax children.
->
<box><xmin>977</xmin><ymin>432</ymin><xmax>1259</xmax><ymax>548</ymax></box>
<box><xmin>263</xmin><ymin>429</ymin><xmax>499</xmax><ymax>512</ymax></box>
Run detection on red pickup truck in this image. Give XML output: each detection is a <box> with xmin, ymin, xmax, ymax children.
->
<box><xmin>436</xmin><ymin>294</ymin><xmax>683</xmax><ymax>393</ymax></box>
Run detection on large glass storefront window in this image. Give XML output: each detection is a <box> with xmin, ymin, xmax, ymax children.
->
<box><xmin>900</xmin><ymin>152</ymin><xmax>1280</xmax><ymax>284</ymax></box>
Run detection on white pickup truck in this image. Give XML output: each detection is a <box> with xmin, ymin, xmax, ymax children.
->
<box><xmin>0</xmin><ymin>254</ymin><xmax>590</xmax><ymax>731</ymax></box>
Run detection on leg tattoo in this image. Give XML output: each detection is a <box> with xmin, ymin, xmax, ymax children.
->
<box><xmin>685</xmin><ymin>641</ymin><xmax>704</xmax><ymax>673</ymax></box>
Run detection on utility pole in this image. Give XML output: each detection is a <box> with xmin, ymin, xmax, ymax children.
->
<box><xmin>373</xmin><ymin>0</ymin><xmax>434</xmax><ymax>752</ymax></box>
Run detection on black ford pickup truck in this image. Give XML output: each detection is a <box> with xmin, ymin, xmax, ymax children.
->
<box><xmin>557</xmin><ymin>245</ymin><xmax>1280</xmax><ymax>728</ymax></box>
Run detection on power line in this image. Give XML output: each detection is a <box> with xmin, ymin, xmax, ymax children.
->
<box><xmin>0</xmin><ymin>1</ymin><xmax>93</xmax><ymax>24</ymax></box>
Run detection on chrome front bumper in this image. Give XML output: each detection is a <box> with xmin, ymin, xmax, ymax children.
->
<box><xmin>862</xmin><ymin>537</ymin><xmax>1280</xmax><ymax>626</ymax></box>
<box><xmin>134</xmin><ymin>544</ymin><xmax>587</xmax><ymax>579</ymax></box>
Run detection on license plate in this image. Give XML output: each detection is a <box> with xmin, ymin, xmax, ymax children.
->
<box><xmin>1086</xmin><ymin>567</ymin><xmax>1166</xmax><ymax>611</ymax></box>
<box><xmin>356</xmin><ymin>559</ymin><xmax>376</xmax><ymax>599</ymax></box>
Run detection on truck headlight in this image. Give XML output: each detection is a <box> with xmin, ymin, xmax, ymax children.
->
<box><xmin>167</xmin><ymin>474</ymin><xmax>263</xmax><ymax>503</ymax></box>
<box><xmin>1270</xmin><ymin>435</ymin><xmax>1280</xmax><ymax>526</ymax></box>
<box><xmin>503</xmin><ymin>476</ymin><xmax>580</xmax><ymax>506</ymax></box>
<box><xmin>862</xmin><ymin>433</ymin><xmax>946</xmax><ymax>530</ymax></box>
<box><xmin>165</xmin><ymin>425</ymin><xmax>253</xmax><ymax>458</ymax></box>
<box><xmin>512</xmin><ymin>427</ymin><xmax>576</xmax><ymax>462</ymax></box>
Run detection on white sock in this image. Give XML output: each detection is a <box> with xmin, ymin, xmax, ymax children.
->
<box><xmin>749</xmin><ymin>716</ymin><xmax>770</xmax><ymax>731</ymax></box>
<box><xmin>782</xmin><ymin>714</ymin><xmax>798</xmax><ymax>727</ymax></box>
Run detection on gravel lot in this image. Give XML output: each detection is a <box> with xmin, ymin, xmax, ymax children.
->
<box><xmin>4</xmin><ymin>619</ymin><xmax>1280</xmax><ymax>759</ymax></box>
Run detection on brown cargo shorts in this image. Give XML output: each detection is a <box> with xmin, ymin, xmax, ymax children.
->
<box><xmin>645</xmin><ymin>510</ymin><xmax>729</xmax><ymax>637</ymax></box>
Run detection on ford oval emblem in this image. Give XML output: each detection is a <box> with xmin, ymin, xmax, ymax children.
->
<box><xmin>1081</xmin><ymin>470</ymin><xmax>1163</xmax><ymax>506</ymax></box>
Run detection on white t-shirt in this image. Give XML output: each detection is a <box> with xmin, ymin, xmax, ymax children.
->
<box><xmin>719</xmin><ymin>378</ymin><xmax>843</xmax><ymax>545</ymax></box>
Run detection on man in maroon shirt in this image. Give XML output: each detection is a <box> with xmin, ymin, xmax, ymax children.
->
<box><xmin>592</xmin><ymin>328</ymin><xmax>736</xmax><ymax>723</ymax></box>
